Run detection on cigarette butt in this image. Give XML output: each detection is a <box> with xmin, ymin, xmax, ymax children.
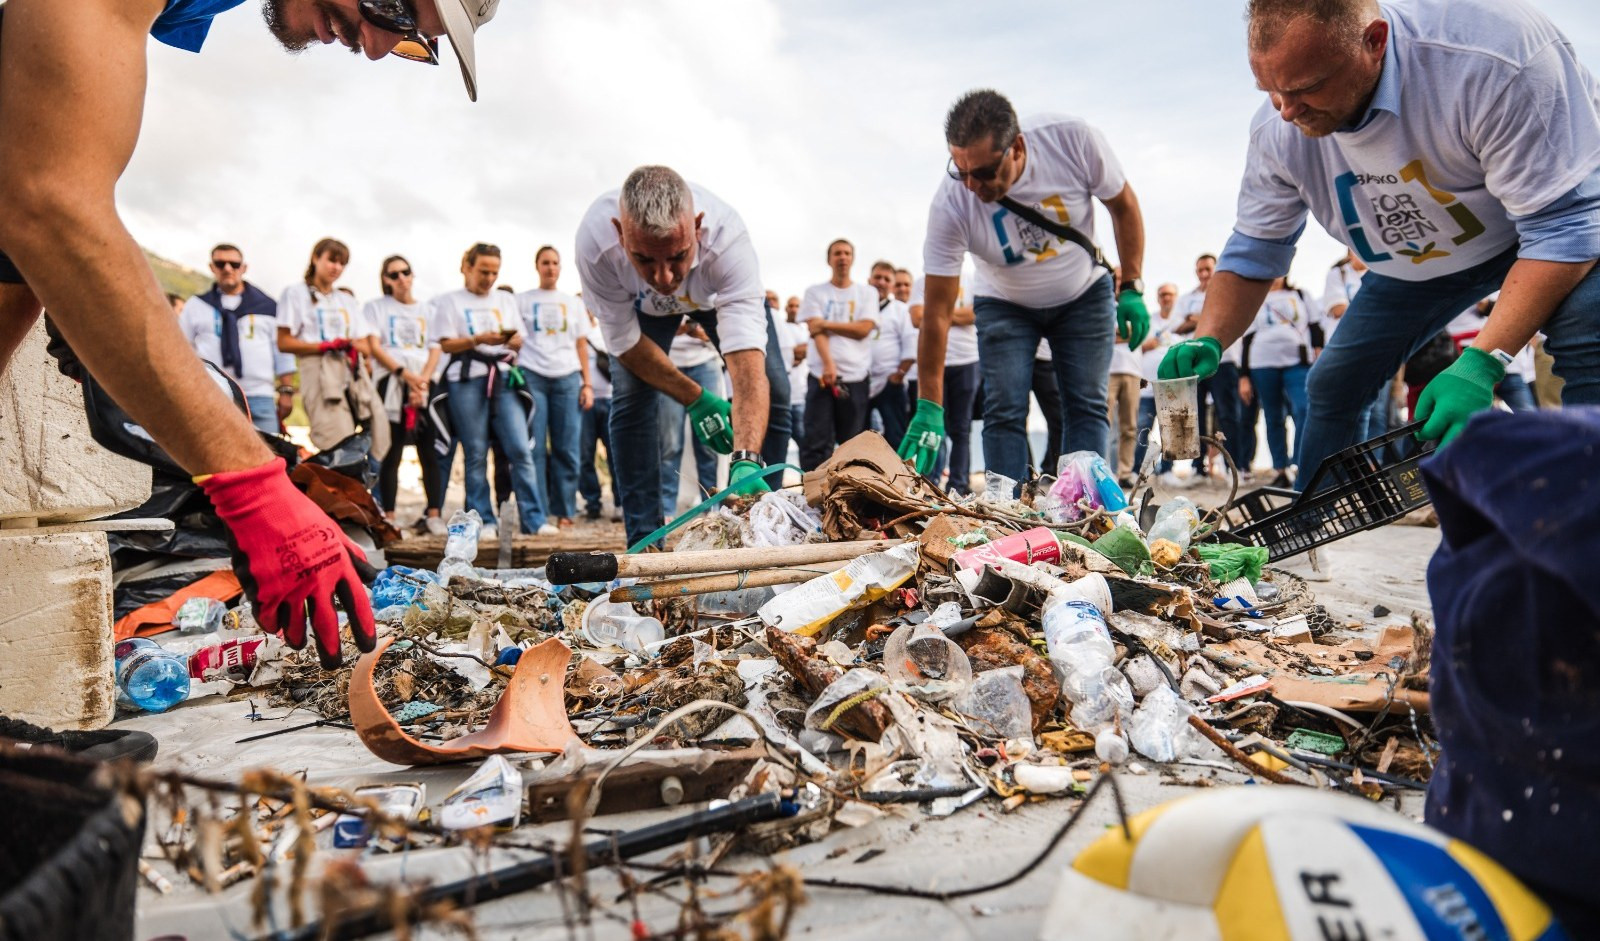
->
<box><xmin>139</xmin><ymin>859</ymin><xmax>174</xmax><ymax>895</ymax></box>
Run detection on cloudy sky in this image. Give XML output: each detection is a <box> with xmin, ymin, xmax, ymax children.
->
<box><xmin>126</xmin><ymin>0</ymin><xmax>1600</xmax><ymax>305</ymax></box>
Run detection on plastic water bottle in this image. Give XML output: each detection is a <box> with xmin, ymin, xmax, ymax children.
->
<box><xmin>1041</xmin><ymin>596</ymin><xmax>1133</xmax><ymax>762</ymax></box>
<box><xmin>114</xmin><ymin>638</ymin><xmax>191</xmax><ymax>713</ymax></box>
<box><xmin>438</xmin><ymin>509</ymin><xmax>482</xmax><ymax>580</ymax></box>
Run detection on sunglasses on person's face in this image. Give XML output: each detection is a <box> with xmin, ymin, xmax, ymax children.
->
<box><xmin>385</xmin><ymin>268</ymin><xmax>413</xmax><ymax>280</ymax></box>
<box><xmin>947</xmin><ymin>143</ymin><xmax>1014</xmax><ymax>184</ymax></box>
<box><xmin>212</xmin><ymin>259</ymin><xmax>243</xmax><ymax>270</ymax></box>
<box><xmin>358</xmin><ymin>0</ymin><xmax>439</xmax><ymax>65</ymax></box>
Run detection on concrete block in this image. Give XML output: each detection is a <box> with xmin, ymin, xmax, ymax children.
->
<box><xmin>0</xmin><ymin>318</ymin><xmax>151</xmax><ymax>524</ymax></box>
<box><xmin>0</xmin><ymin>530</ymin><xmax>116</xmax><ymax>730</ymax></box>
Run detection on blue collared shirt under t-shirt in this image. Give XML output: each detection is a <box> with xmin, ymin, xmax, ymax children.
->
<box><xmin>150</xmin><ymin>0</ymin><xmax>247</xmax><ymax>53</ymax></box>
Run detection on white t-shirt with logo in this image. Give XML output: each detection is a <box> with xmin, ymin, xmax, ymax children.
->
<box><xmin>798</xmin><ymin>281</ymin><xmax>877</xmax><ymax>384</ymax></box>
<box><xmin>179</xmin><ymin>291</ymin><xmax>294</xmax><ymax>397</ymax></box>
<box><xmin>867</xmin><ymin>297</ymin><xmax>918</xmax><ymax>399</ymax></box>
<box><xmin>1245</xmin><ymin>289</ymin><xmax>1324</xmax><ymax>371</ymax></box>
<box><xmin>1233</xmin><ymin>0</ymin><xmax>1600</xmax><ymax>282</ymax></box>
<box><xmin>278</xmin><ymin>285</ymin><xmax>373</xmax><ymax>345</ymax></box>
<box><xmin>363</xmin><ymin>295</ymin><xmax>439</xmax><ymax>382</ymax></box>
<box><xmin>575</xmin><ymin>182</ymin><xmax>766</xmax><ymax>358</ymax></box>
<box><xmin>432</xmin><ymin>288</ymin><xmax>522</xmax><ymax>383</ymax></box>
<box><xmin>1176</xmin><ymin>286</ymin><xmax>1243</xmax><ymax>366</ymax></box>
<box><xmin>910</xmin><ymin>275</ymin><xmax>978</xmax><ymax>367</ymax></box>
<box><xmin>1320</xmin><ymin>263</ymin><xmax>1366</xmax><ymax>343</ymax></box>
<box><xmin>779</xmin><ymin>320</ymin><xmax>809</xmax><ymax>406</ymax></box>
<box><xmin>924</xmin><ymin>113</ymin><xmax>1127</xmax><ymax>308</ymax></box>
<box><xmin>515</xmin><ymin>289</ymin><xmax>591</xmax><ymax>378</ymax></box>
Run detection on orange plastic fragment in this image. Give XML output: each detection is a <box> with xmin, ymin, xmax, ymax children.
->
<box><xmin>350</xmin><ymin>635</ymin><xmax>579</xmax><ymax>766</ymax></box>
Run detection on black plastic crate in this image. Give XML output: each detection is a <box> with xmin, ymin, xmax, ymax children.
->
<box><xmin>1226</xmin><ymin>422</ymin><xmax>1436</xmax><ymax>562</ymax></box>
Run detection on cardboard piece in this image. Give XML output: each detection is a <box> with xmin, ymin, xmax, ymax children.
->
<box><xmin>802</xmin><ymin>431</ymin><xmax>942</xmax><ymax>541</ymax></box>
<box><xmin>1209</xmin><ymin>623</ymin><xmax>1429</xmax><ymax>713</ymax></box>
<box><xmin>350</xmin><ymin>635</ymin><xmax>579</xmax><ymax>766</ymax></box>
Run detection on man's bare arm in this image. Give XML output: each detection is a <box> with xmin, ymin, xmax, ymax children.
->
<box><xmin>723</xmin><ymin>349</ymin><xmax>769</xmax><ymax>453</ymax></box>
<box><xmin>912</xmin><ymin>275</ymin><xmax>961</xmax><ymax>405</ymax></box>
<box><xmin>1474</xmin><ymin>258</ymin><xmax>1597</xmax><ymax>357</ymax></box>
<box><xmin>1195</xmin><ymin>271</ymin><xmax>1274</xmax><ymax>351</ymax></box>
<box><xmin>1102</xmin><ymin>184</ymin><xmax>1145</xmax><ymax>284</ymax></box>
<box><xmin>0</xmin><ymin>0</ymin><xmax>269</xmax><ymax>473</ymax></box>
<box><xmin>816</xmin><ymin>319</ymin><xmax>877</xmax><ymax>340</ymax></box>
<box><xmin>950</xmin><ymin>304</ymin><xmax>975</xmax><ymax>327</ymax></box>
<box><xmin>277</xmin><ymin>328</ymin><xmax>325</xmax><ymax>357</ymax></box>
<box><xmin>616</xmin><ymin>340</ymin><xmax>700</xmax><ymax>405</ymax></box>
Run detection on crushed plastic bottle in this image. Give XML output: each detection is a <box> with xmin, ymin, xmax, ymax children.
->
<box><xmin>883</xmin><ymin>622</ymin><xmax>973</xmax><ymax>701</ymax></box>
<box><xmin>114</xmin><ymin>638</ymin><xmax>191</xmax><ymax>713</ymax></box>
<box><xmin>1041</xmin><ymin>594</ymin><xmax>1133</xmax><ymax>763</ymax></box>
<box><xmin>1146</xmin><ymin>497</ymin><xmax>1201</xmax><ymax>569</ymax></box>
<box><xmin>438</xmin><ymin>509</ymin><xmax>482</xmax><ymax>581</ymax></box>
<box><xmin>1128</xmin><ymin>684</ymin><xmax>1210</xmax><ymax>762</ymax></box>
<box><xmin>174</xmin><ymin>597</ymin><xmax>227</xmax><ymax>635</ymax></box>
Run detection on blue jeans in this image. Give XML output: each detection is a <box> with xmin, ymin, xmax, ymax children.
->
<box><xmin>658</xmin><ymin>360</ymin><xmax>722</xmax><ymax>519</ymax></box>
<box><xmin>527</xmin><ymin>370</ymin><xmax>583</xmax><ymax>520</ymax></box>
<box><xmin>1497</xmin><ymin>374</ymin><xmax>1537</xmax><ymax>413</ymax></box>
<box><xmin>610</xmin><ymin>308</ymin><xmax>793</xmax><ymax>546</ymax></box>
<box><xmin>1201</xmin><ymin>361</ymin><xmax>1245</xmax><ymax>472</ymax></box>
<box><xmin>789</xmin><ymin>403</ymin><xmax>806</xmax><ymax>456</ymax></box>
<box><xmin>1133</xmin><ymin>397</ymin><xmax>1172</xmax><ymax>475</ymax></box>
<box><xmin>1298</xmin><ymin>245</ymin><xmax>1600</xmax><ymax>491</ymax></box>
<box><xmin>446</xmin><ymin>372</ymin><xmax>545</xmax><ymax>532</ymax></box>
<box><xmin>1250</xmin><ymin>364</ymin><xmax>1310</xmax><ymax>471</ymax></box>
<box><xmin>973</xmin><ymin>274</ymin><xmax>1114</xmax><ymax>484</ymax></box>
<box><xmin>932</xmin><ymin>362</ymin><xmax>981</xmax><ymax>494</ymax></box>
<box><xmin>245</xmin><ymin>395</ymin><xmax>279</xmax><ymax>435</ymax></box>
<box><xmin>869</xmin><ymin>381</ymin><xmax>911</xmax><ymax>450</ymax></box>
<box><xmin>579</xmin><ymin>396</ymin><xmax>620</xmax><ymax>514</ymax></box>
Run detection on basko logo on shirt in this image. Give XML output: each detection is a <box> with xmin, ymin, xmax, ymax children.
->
<box><xmin>1335</xmin><ymin>159</ymin><xmax>1486</xmax><ymax>265</ymax></box>
<box><xmin>994</xmin><ymin>195</ymin><xmax>1073</xmax><ymax>265</ymax></box>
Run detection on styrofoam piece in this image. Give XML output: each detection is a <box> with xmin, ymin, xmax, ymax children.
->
<box><xmin>0</xmin><ymin>529</ymin><xmax>115</xmax><ymax>730</ymax></box>
<box><xmin>0</xmin><ymin>318</ymin><xmax>151</xmax><ymax>523</ymax></box>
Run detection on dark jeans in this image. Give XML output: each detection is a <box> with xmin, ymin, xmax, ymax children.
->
<box><xmin>1031</xmin><ymin>358</ymin><xmax>1064</xmax><ymax>476</ymax></box>
<box><xmin>1297</xmin><ymin>244</ymin><xmax>1600</xmax><ymax>491</ymax></box>
<box><xmin>935</xmin><ymin>362</ymin><xmax>982</xmax><ymax>494</ymax></box>
<box><xmin>578</xmin><ymin>396</ymin><xmax>620</xmax><ymax>515</ymax></box>
<box><xmin>1237</xmin><ymin>385</ymin><xmax>1261</xmax><ymax>472</ymax></box>
<box><xmin>379</xmin><ymin>415</ymin><xmax>443</xmax><ymax>515</ymax></box>
<box><xmin>1197</xmin><ymin>360</ymin><xmax>1245</xmax><ymax>473</ymax></box>
<box><xmin>972</xmin><ymin>274</ymin><xmax>1115</xmax><ymax>484</ymax></box>
<box><xmin>610</xmin><ymin>308</ymin><xmax>792</xmax><ymax>547</ymax></box>
<box><xmin>1133</xmin><ymin>397</ymin><xmax>1172</xmax><ymax>475</ymax></box>
<box><xmin>801</xmin><ymin>375</ymin><xmax>870</xmax><ymax>470</ymax></box>
<box><xmin>659</xmin><ymin>360</ymin><xmax>722</xmax><ymax>517</ymax></box>
<box><xmin>445</xmin><ymin>372</ymin><xmax>545</xmax><ymax>531</ymax></box>
<box><xmin>1251</xmin><ymin>364</ymin><xmax>1310</xmax><ymax>471</ymax></box>
<box><xmin>869</xmin><ymin>381</ymin><xmax>910</xmax><ymax>450</ymax></box>
<box><xmin>789</xmin><ymin>403</ymin><xmax>806</xmax><ymax>455</ymax></box>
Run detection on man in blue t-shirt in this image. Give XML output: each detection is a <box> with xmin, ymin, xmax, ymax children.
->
<box><xmin>0</xmin><ymin>0</ymin><xmax>497</xmax><ymax>670</ymax></box>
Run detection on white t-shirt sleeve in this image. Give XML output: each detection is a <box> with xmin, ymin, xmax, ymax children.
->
<box><xmin>703</xmin><ymin>232</ymin><xmax>767</xmax><ymax>355</ymax></box>
<box><xmin>1065</xmin><ymin>120</ymin><xmax>1128</xmax><ymax>201</ymax></box>
<box><xmin>178</xmin><ymin>297</ymin><xmax>209</xmax><ymax>348</ymax></box>
<box><xmin>1474</xmin><ymin>42</ymin><xmax>1600</xmax><ymax>219</ymax></box>
<box><xmin>796</xmin><ymin>285</ymin><xmax>822</xmax><ymax>325</ymax></box>
<box><xmin>430</xmin><ymin>296</ymin><xmax>461</xmax><ymax>341</ymax></box>
<box><xmin>574</xmin><ymin>250</ymin><xmax>643</xmax><ymax>357</ymax></box>
<box><xmin>922</xmin><ymin>188</ymin><xmax>970</xmax><ymax>279</ymax></box>
<box><xmin>572</xmin><ymin>297</ymin><xmax>592</xmax><ymax>340</ymax></box>
<box><xmin>345</xmin><ymin>295</ymin><xmax>374</xmax><ymax>339</ymax></box>
<box><xmin>1321</xmin><ymin>268</ymin><xmax>1348</xmax><ymax>313</ymax></box>
<box><xmin>276</xmin><ymin>286</ymin><xmax>306</xmax><ymax>339</ymax></box>
<box><xmin>1233</xmin><ymin>115</ymin><xmax>1312</xmax><ymax>242</ymax></box>
<box><xmin>899</xmin><ymin>307</ymin><xmax>919</xmax><ymax>362</ymax></box>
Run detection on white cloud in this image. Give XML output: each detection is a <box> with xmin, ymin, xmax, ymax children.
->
<box><xmin>122</xmin><ymin>0</ymin><xmax>1600</xmax><ymax>309</ymax></box>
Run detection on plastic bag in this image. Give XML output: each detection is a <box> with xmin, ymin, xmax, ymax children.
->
<box><xmin>883</xmin><ymin>623</ymin><xmax>973</xmax><ymax>701</ymax></box>
<box><xmin>952</xmin><ymin>666</ymin><xmax>1032</xmax><ymax>739</ymax></box>
<box><xmin>740</xmin><ymin>490</ymin><xmax>820</xmax><ymax>548</ymax></box>
<box><xmin>371</xmin><ymin>565</ymin><xmax>444</xmax><ymax>610</ymax></box>
<box><xmin>1196</xmin><ymin>543</ymin><xmax>1268</xmax><ymax>584</ymax></box>
<box><xmin>804</xmin><ymin>668</ymin><xmax>890</xmax><ymax>732</ymax></box>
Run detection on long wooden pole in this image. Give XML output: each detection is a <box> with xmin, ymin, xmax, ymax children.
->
<box><xmin>609</xmin><ymin>560</ymin><xmax>849</xmax><ymax>602</ymax></box>
<box><xmin>546</xmin><ymin>539</ymin><xmax>901</xmax><ymax>584</ymax></box>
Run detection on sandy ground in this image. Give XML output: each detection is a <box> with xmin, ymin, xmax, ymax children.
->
<box><xmin>125</xmin><ymin>448</ymin><xmax>1443</xmax><ymax>940</ymax></box>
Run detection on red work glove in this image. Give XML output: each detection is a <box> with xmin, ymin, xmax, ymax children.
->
<box><xmin>318</xmin><ymin>338</ymin><xmax>352</xmax><ymax>353</ymax></box>
<box><xmin>197</xmin><ymin>458</ymin><xmax>376</xmax><ymax>668</ymax></box>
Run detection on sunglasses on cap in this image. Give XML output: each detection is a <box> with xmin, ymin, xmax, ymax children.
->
<box><xmin>212</xmin><ymin>259</ymin><xmax>243</xmax><ymax>270</ymax></box>
<box><xmin>358</xmin><ymin>0</ymin><xmax>440</xmax><ymax>65</ymax></box>
<box><xmin>385</xmin><ymin>268</ymin><xmax>414</xmax><ymax>280</ymax></box>
<box><xmin>947</xmin><ymin>143</ymin><xmax>1014</xmax><ymax>184</ymax></box>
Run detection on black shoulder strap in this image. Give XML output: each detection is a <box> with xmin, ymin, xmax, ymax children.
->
<box><xmin>997</xmin><ymin>196</ymin><xmax>1115</xmax><ymax>275</ymax></box>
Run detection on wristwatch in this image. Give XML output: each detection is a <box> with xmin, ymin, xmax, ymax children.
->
<box><xmin>1118</xmin><ymin>277</ymin><xmax>1145</xmax><ymax>295</ymax></box>
<box><xmin>1488</xmin><ymin>349</ymin><xmax>1515</xmax><ymax>369</ymax></box>
<box><xmin>731</xmin><ymin>450</ymin><xmax>764</xmax><ymax>467</ymax></box>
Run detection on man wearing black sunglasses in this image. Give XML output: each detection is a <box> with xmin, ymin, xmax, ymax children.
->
<box><xmin>903</xmin><ymin>89</ymin><xmax>1150</xmax><ymax>491</ymax></box>
<box><xmin>0</xmin><ymin>0</ymin><xmax>496</xmax><ymax>671</ymax></box>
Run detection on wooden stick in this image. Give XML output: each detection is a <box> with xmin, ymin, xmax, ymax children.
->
<box><xmin>610</xmin><ymin>561</ymin><xmax>849</xmax><ymax>602</ymax></box>
<box><xmin>1187</xmin><ymin>714</ymin><xmax>1299</xmax><ymax>785</ymax></box>
<box><xmin>547</xmin><ymin>539</ymin><xmax>901</xmax><ymax>584</ymax></box>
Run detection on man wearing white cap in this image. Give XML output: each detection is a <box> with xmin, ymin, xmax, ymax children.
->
<box><xmin>0</xmin><ymin>0</ymin><xmax>497</xmax><ymax>670</ymax></box>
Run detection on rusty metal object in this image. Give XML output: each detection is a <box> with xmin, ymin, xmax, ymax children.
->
<box><xmin>764</xmin><ymin>625</ymin><xmax>891</xmax><ymax>742</ymax></box>
<box><xmin>349</xmin><ymin>636</ymin><xmax>578</xmax><ymax>766</ymax></box>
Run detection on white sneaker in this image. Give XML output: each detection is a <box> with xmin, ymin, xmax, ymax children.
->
<box><xmin>536</xmin><ymin>523</ymin><xmax>560</xmax><ymax>537</ymax></box>
<box><xmin>1157</xmin><ymin>471</ymin><xmax>1191</xmax><ymax>490</ymax></box>
<box><xmin>425</xmin><ymin>516</ymin><xmax>447</xmax><ymax>536</ymax></box>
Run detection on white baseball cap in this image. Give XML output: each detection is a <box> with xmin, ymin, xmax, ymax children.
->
<box><xmin>429</xmin><ymin>0</ymin><xmax>499</xmax><ymax>101</ymax></box>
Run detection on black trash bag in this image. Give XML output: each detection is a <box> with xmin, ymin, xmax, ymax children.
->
<box><xmin>106</xmin><ymin>480</ymin><xmax>229</xmax><ymax>563</ymax></box>
<box><xmin>113</xmin><ymin>568</ymin><xmax>223</xmax><ymax>620</ymax></box>
<box><xmin>304</xmin><ymin>430</ymin><xmax>375</xmax><ymax>487</ymax></box>
<box><xmin>1423</xmin><ymin>407</ymin><xmax>1600</xmax><ymax>936</ymax></box>
<box><xmin>0</xmin><ymin>746</ymin><xmax>144</xmax><ymax>941</ymax></box>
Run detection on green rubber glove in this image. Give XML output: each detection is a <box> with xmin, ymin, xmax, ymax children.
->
<box><xmin>687</xmin><ymin>389</ymin><xmax>735</xmax><ymax>454</ymax></box>
<box><xmin>1116</xmin><ymin>289</ymin><xmax>1151</xmax><ymax>351</ymax></box>
<box><xmin>897</xmin><ymin>398</ymin><xmax>945</xmax><ymax>476</ymax></box>
<box><xmin>728</xmin><ymin>459</ymin><xmax>771</xmax><ymax>495</ymax></box>
<box><xmin>1158</xmin><ymin>336</ymin><xmax>1223</xmax><ymax>380</ymax></box>
<box><xmin>503</xmin><ymin>365</ymin><xmax>526</xmax><ymax>390</ymax></box>
<box><xmin>1415</xmin><ymin>347</ymin><xmax>1504</xmax><ymax>448</ymax></box>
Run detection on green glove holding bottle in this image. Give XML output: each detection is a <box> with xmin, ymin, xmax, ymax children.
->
<box><xmin>898</xmin><ymin>399</ymin><xmax>946</xmax><ymax>476</ymax></box>
<box><xmin>687</xmin><ymin>389</ymin><xmax>734</xmax><ymax>454</ymax></box>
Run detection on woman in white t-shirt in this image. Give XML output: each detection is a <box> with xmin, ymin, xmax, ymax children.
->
<box><xmin>515</xmin><ymin>246</ymin><xmax>593</xmax><ymax>529</ymax></box>
<box><xmin>275</xmin><ymin>237</ymin><xmax>379</xmax><ymax>450</ymax></box>
<box><xmin>1240</xmin><ymin>278</ymin><xmax>1325</xmax><ymax>486</ymax></box>
<box><xmin>364</xmin><ymin>255</ymin><xmax>443</xmax><ymax>528</ymax></box>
